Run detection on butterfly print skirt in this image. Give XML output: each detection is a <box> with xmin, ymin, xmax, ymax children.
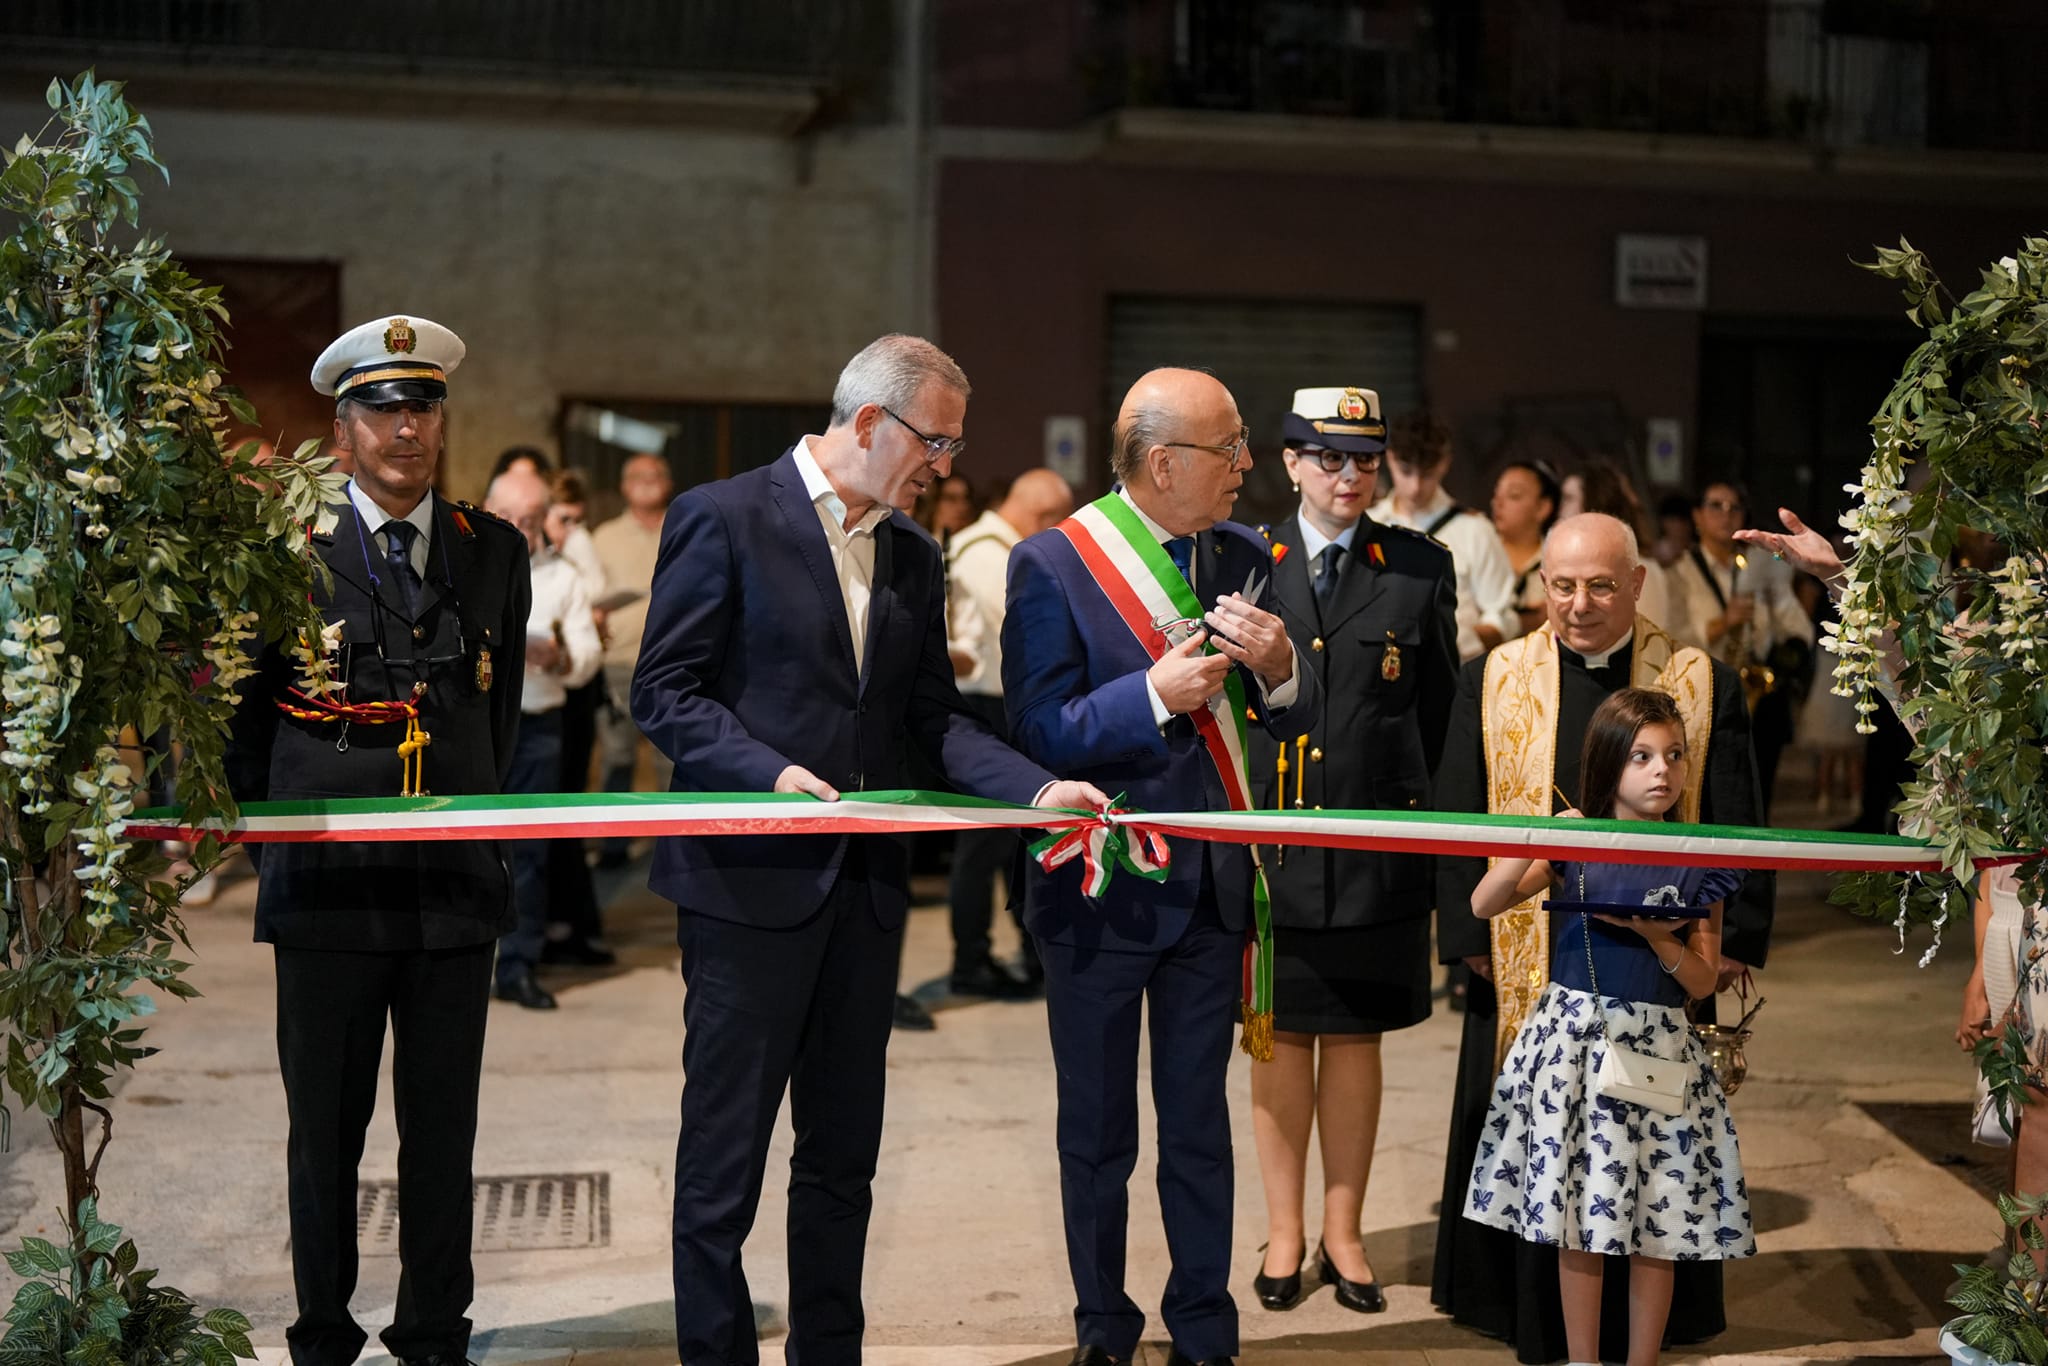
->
<box><xmin>1462</xmin><ymin>980</ymin><xmax>1756</xmax><ymax>1261</ymax></box>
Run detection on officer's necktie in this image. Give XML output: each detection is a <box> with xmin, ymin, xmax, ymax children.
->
<box><xmin>1165</xmin><ymin>535</ymin><xmax>1195</xmax><ymax>590</ymax></box>
<box><xmin>381</xmin><ymin>521</ymin><xmax>423</xmax><ymax>617</ymax></box>
<box><xmin>1315</xmin><ymin>543</ymin><xmax>1345</xmax><ymax>613</ymax></box>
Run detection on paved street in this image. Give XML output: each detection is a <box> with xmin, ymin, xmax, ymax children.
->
<box><xmin>0</xmin><ymin>789</ymin><xmax>1995</xmax><ymax>1366</ymax></box>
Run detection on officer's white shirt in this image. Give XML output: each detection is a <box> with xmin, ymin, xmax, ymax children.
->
<box><xmin>346</xmin><ymin>480</ymin><xmax>434</xmax><ymax>577</ymax></box>
<box><xmin>1294</xmin><ymin>510</ymin><xmax>1359</xmax><ymax>563</ymax></box>
<box><xmin>521</xmin><ymin>550</ymin><xmax>603</xmax><ymax>715</ymax></box>
<box><xmin>1669</xmin><ymin>543</ymin><xmax>1813</xmax><ymax>663</ymax></box>
<box><xmin>1369</xmin><ymin>487</ymin><xmax>1520</xmax><ymax>662</ymax></box>
<box><xmin>1116</xmin><ymin>489</ymin><xmax>1299</xmax><ymax>729</ymax></box>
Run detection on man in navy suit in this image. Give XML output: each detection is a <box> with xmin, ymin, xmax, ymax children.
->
<box><xmin>1003</xmin><ymin>368</ymin><xmax>1320</xmax><ymax>1366</ymax></box>
<box><xmin>631</xmin><ymin>334</ymin><xmax>1108</xmax><ymax>1366</ymax></box>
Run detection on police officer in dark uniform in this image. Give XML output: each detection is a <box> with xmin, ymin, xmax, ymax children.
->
<box><xmin>226</xmin><ymin>315</ymin><xmax>530</xmax><ymax>1366</ymax></box>
<box><xmin>1245</xmin><ymin>386</ymin><xmax>1459</xmax><ymax>1315</ymax></box>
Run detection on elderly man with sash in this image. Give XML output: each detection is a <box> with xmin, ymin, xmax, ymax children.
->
<box><xmin>1003</xmin><ymin>367</ymin><xmax>1319</xmax><ymax>1366</ymax></box>
<box><xmin>1428</xmin><ymin>511</ymin><xmax>1773</xmax><ymax>1361</ymax></box>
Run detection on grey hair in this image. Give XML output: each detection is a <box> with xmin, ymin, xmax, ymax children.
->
<box><xmin>830</xmin><ymin>334</ymin><xmax>970</xmax><ymax>427</ymax></box>
<box><xmin>1542</xmin><ymin>512</ymin><xmax>1641</xmax><ymax>570</ymax></box>
<box><xmin>1110</xmin><ymin>399</ymin><xmax>1177</xmax><ymax>487</ymax></box>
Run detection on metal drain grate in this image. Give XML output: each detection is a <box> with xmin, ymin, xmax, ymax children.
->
<box><xmin>354</xmin><ymin>1172</ymin><xmax>611</xmax><ymax>1254</ymax></box>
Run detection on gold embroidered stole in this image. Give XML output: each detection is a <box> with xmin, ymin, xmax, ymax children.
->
<box><xmin>1479</xmin><ymin>617</ymin><xmax>1714</xmax><ymax>1067</ymax></box>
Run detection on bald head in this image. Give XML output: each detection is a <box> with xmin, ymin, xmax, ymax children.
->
<box><xmin>998</xmin><ymin>468</ymin><xmax>1075</xmax><ymax>539</ymax></box>
<box><xmin>1541</xmin><ymin>513</ymin><xmax>1645</xmax><ymax>655</ymax></box>
<box><xmin>486</xmin><ymin>467</ymin><xmax>551</xmax><ymax>556</ymax></box>
<box><xmin>1110</xmin><ymin>367</ymin><xmax>1248</xmax><ymax>536</ymax></box>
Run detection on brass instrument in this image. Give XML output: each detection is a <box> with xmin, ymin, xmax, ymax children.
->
<box><xmin>1729</xmin><ymin>553</ymin><xmax>1777</xmax><ymax>713</ymax></box>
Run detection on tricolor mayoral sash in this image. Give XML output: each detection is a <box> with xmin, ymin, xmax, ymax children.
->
<box><xmin>1053</xmin><ymin>495</ymin><xmax>1278</xmax><ymax>1061</ymax></box>
<box><xmin>1480</xmin><ymin>617</ymin><xmax>1714</xmax><ymax>1068</ymax></box>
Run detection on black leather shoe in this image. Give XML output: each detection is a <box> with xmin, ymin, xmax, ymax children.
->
<box><xmin>948</xmin><ymin>957</ymin><xmax>1040</xmax><ymax>1000</ymax></box>
<box><xmin>1252</xmin><ymin>1250</ymin><xmax>1305</xmax><ymax>1310</ymax></box>
<box><xmin>493</xmin><ymin>969</ymin><xmax>557</xmax><ymax>1010</ymax></box>
<box><xmin>1164</xmin><ymin>1349</ymin><xmax>1234</xmax><ymax>1366</ymax></box>
<box><xmin>1066</xmin><ymin>1348</ymin><xmax>1126</xmax><ymax>1366</ymax></box>
<box><xmin>1317</xmin><ymin>1249</ymin><xmax>1386</xmax><ymax>1313</ymax></box>
<box><xmin>892</xmin><ymin>993</ymin><xmax>936</xmax><ymax>1031</ymax></box>
<box><xmin>398</xmin><ymin>1355</ymin><xmax>476</xmax><ymax>1366</ymax></box>
<box><xmin>541</xmin><ymin>937</ymin><xmax>617</xmax><ymax>966</ymax></box>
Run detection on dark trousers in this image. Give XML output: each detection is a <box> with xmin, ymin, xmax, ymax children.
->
<box><xmin>547</xmin><ymin>676</ymin><xmax>605</xmax><ymax>945</ymax></box>
<box><xmin>275</xmin><ymin>942</ymin><xmax>494</xmax><ymax>1366</ymax></box>
<box><xmin>947</xmin><ymin>692</ymin><xmax>1028</xmax><ymax>973</ymax></box>
<box><xmin>498</xmin><ymin>710</ymin><xmax>562</xmax><ymax>982</ymax></box>
<box><xmin>1035</xmin><ymin>880</ymin><xmax>1242</xmax><ymax>1361</ymax></box>
<box><xmin>671</xmin><ymin>853</ymin><xmax>900</xmax><ymax>1366</ymax></box>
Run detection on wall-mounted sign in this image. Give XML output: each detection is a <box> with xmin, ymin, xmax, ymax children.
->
<box><xmin>1044</xmin><ymin>414</ymin><xmax>1087</xmax><ymax>488</ymax></box>
<box><xmin>1645</xmin><ymin>416</ymin><xmax>1684</xmax><ymax>488</ymax></box>
<box><xmin>1615</xmin><ymin>234</ymin><xmax>1708</xmax><ymax>309</ymax></box>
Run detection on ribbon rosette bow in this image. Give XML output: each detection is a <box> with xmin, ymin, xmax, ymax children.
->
<box><xmin>1028</xmin><ymin>795</ymin><xmax>1170</xmax><ymax>897</ymax></box>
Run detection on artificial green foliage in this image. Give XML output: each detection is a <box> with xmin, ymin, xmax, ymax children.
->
<box><xmin>0</xmin><ymin>71</ymin><xmax>339</xmax><ymax>1348</ymax></box>
<box><xmin>0</xmin><ymin>1198</ymin><xmax>250</xmax><ymax>1366</ymax></box>
<box><xmin>1826</xmin><ymin>238</ymin><xmax>2048</xmax><ymax>924</ymax></box>
<box><xmin>1947</xmin><ymin>1192</ymin><xmax>2048</xmax><ymax>1362</ymax></box>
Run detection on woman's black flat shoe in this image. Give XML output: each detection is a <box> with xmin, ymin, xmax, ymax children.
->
<box><xmin>1317</xmin><ymin>1251</ymin><xmax>1386</xmax><ymax>1313</ymax></box>
<box><xmin>1252</xmin><ymin>1254</ymin><xmax>1305</xmax><ymax>1311</ymax></box>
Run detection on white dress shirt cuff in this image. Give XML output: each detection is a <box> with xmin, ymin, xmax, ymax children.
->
<box><xmin>1146</xmin><ymin>674</ymin><xmax>1172</xmax><ymax>730</ymax></box>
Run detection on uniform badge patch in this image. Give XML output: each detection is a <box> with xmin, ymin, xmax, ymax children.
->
<box><xmin>384</xmin><ymin>317</ymin><xmax>417</xmax><ymax>355</ymax></box>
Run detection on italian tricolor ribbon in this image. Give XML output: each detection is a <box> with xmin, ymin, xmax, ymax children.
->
<box><xmin>1027</xmin><ymin>796</ymin><xmax>1171</xmax><ymax>897</ymax></box>
<box><xmin>1052</xmin><ymin>495</ymin><xmax>1278</xmax><ymax>1060</ymax></box>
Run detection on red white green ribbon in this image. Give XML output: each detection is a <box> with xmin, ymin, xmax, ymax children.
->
<box><xmin>1027</xmin><ymin>797</ymin><xmax>1171</xmax><ymax>897</ymax></box>
<box><xmin>124</xmin><ymin>789</ymin><xmax>2006</xmax><ymax>874</ymax></box>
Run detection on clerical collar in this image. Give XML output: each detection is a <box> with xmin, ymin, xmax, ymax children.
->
<box><xmin>1296</xmin><ymin>512</ymin><xmax>1359</xmax><ymax>561</ymax></box>
<box><xmin>1560</xmin><ymin>636</ymin><xmax>1632</xmax><ymax>672</ymax></box>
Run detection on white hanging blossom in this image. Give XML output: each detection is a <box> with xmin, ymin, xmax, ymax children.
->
<box><xmin>1991</xmin><ymin>555</ymin><xmax>2048</xmax><ymax>673</ymax></box>
<box><xmin>202</xmin><ymin>607</ymin><xmax>263</xmax><ymax>696</ymax></box>
<box><xmin>1826</xmin><ymin>441</ymin><xmax>1913</xmax><ymax>734</ymax></box>
<box><xmin>70</xmin><ymin>744</ymin><xmax>135</xmax><ymax>930</ymax></box>
<box><xmin>0</xmin><ymin>614</ymin><xmax>81</xmax><ymax>815</ymax></box>
<box><xmin>291</xmin><ymin>619</ymin><xmax>346</xmax><ymax>698</ymax></box>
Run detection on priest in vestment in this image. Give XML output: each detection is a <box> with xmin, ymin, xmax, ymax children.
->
<box><xmin>1428</xmin><ymin>513</ymin><xmax>1774</xmax><ymax>1361</ymax></box>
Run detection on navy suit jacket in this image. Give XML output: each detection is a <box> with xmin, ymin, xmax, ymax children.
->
<box><xmin>631</xmin><ymin>448</ymin><xmax>1054</xmax><ymax>931</ymax></box>
<box><xmin>1002</xmin><ymin>513</ymin><xmax>1318</xmax><ymax>952</ymax></box>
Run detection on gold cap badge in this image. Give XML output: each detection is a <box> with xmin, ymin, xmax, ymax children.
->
<box><xmin>384</xmin><ymin>318</ymin><xmax>417</xmax><ymax>355</ymax></box>
<box><xmin>1337</xmin><ymin>388</ymin><xmax>1368</xmax><ymax>420</ymax></box>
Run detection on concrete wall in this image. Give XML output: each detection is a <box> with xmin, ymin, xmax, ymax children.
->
<box><xmin>0</xmin><ymin>91</ymin><xmax>917</xmax><ymax>496</ymax></box>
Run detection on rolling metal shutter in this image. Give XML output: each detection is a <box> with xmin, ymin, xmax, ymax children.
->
<box><xmin>1104</xmin><ymin>295</ymin><xmax>1422</xmax><ymax>525</ymax></box>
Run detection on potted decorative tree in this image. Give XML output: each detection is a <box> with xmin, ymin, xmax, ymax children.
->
<box><xmin>0</xmin><ymin>73</ymin><xmax>341</xmax><ymax>1361</ymax></box>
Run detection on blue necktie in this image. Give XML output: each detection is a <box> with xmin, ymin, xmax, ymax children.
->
<box><xmin>1165</xmin><ymin>535</ymin><xmax>1195</xmax><ymax>588</ymax></box>
<box><xmin>382</xmin><ymin>521</ymin><xmax>423</xmax><ymax>617</ymax></box>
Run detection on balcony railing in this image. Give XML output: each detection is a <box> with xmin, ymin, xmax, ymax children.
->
<box><xmin>1081</xmin><ymin>0</ymin><xmax>2047</xmax><ymax>154</ymax></box>
<box><xmin>0</xmin><ymin>0</ymin><xmax>892</xmax><ymax>92</ymax></box>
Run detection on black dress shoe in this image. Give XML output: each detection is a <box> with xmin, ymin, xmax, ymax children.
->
<box><xmin>1252</xmin><ymin>1250</ymin><xmax>1305</xmax><ymax>1310</ymax></box>
<box><xmin>1066</xmin><ymin>1348</ymin><xmax>1126</xmax><ymax>1366</ymax></box>
<box><xmin>892</xmin><ymin>993</ymin><xmax>936</xmax><ymax>1031</ymax></box>
<box><xmin>948</xmin><ymin>957</ymin><xmax>1040</xmax><ymax>1000</ymax></box>
<box><xmin>541</xmin><ymin>937</ymin><xmax>618</xmax><ymax>966</ymax></box>
<box><xmin>1317</xmin><ymin>1249</ymin><xmax>1386</xmax><ymax>1313</ymax></box>
<box><xmin>493</xmin><ymin>969</ymin><xmax>557</xmax><ymax>1010</ymax></box>
<box><xmin>1164</xmin><ymin>1349</ymin><xmax>1234</xmax><ymax>1366</ymax></box>
<box><xmin>398</xmin><ymin>1354</ymin><xmax>476</xmax><ymax>1366</ymax></box>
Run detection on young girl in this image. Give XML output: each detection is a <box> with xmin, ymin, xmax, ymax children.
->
<box><xmin>1463</xmin><ymin>688</ymin><xmax>1755</xmax><ymax>1366</ymax></box>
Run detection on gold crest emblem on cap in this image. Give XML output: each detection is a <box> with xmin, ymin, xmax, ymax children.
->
<box><xmin>384</xmin><ymin>318</ymin><xmax>417</xmax><ymax>355</ymax></box>
<box><xmin>1337</xmin><ymin>388</ymin><xmax>1368</xmax><ymax>420</ymax></box>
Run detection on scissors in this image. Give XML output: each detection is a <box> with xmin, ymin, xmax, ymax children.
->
<box><xmin>1202</xmin><ymin>568</ymin><xmax>1268</xmax><ymax>650</ymax></box>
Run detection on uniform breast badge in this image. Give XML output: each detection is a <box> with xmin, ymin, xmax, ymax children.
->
<box><xmin>475</xmin><ymin>643</ymin><xmax>493</xmax><ymax>693</ymax></box>
<box><xmin>1381</xmin><ymin>629</ymin><xmax>1403</xmax><ymax>682</ymax></box>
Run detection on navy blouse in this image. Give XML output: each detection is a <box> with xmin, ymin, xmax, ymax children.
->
<box><xmin>1548</xmin><ymin>861</ymin><xmax>1746</xmax><ymax>1006</ymax></box>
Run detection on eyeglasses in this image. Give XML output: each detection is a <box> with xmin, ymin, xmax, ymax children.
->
<box><xmin>1165</xmin><ymin>425</ymin><xmax>1251</xmax><ymax>471</ymax></box>
<box><xmin>1546</xmin><ymin>577</ymin><xmax>1623</xmax><ymax>603</ymax></box>
<box><xmin>1293</xmin><ymin>446</ymin><xmax>1381</xmax><ymax>476</ymax></box>
<box><xmin>882</xmin><ymin>407</ymin><xmax>967</xmax><ymax>465</ymax></box>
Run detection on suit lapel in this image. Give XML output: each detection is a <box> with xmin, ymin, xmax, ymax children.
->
<box><xmin>768</xmin><ymin>450</ymin><xmax>860</xmax><ymax>680</ymax></box>
<box><xmin>1270</xmin><ymin>517</ymin><xmax>1316</xmax><ymax>631</ymax></box>
<box><xmin>410</xmin><ymin>494</ymin><xmax>452</xmax><ymax>621</ymax></box>
<box><xmin>858</xmin><ymin>518</ymin><xmax>896</xmax><ymax>695</ymax></box>
<box><xmin>314</xmin><ymin>500</ymin><xmax>392</xmax><ymax>610</ymax></box>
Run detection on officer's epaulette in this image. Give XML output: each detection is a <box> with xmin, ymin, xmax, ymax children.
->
<box><xmin>1385</xmin><ymin>522</ymin><xmax>1455</xmax><ymax>556</ymax></box>
<box><xmin>451</xmin><ymin>500</ymin><xmax>517</xmax><ymax>540</ymax></box>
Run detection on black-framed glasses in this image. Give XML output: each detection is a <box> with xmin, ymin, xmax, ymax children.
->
<box><xmin>882</xmin><ymin>407</ymin><xmax>967</xmax><ymax>465</ymax></box>
<box><xmin>1293</xmin><ymin>446</ymin><xmax>1382</xmax><ymax>476</ymax></box>
<box><xmin>1165</xmin><ymin>425</ymin><xmax>1251</xmax><ymax>471</ymax></box>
